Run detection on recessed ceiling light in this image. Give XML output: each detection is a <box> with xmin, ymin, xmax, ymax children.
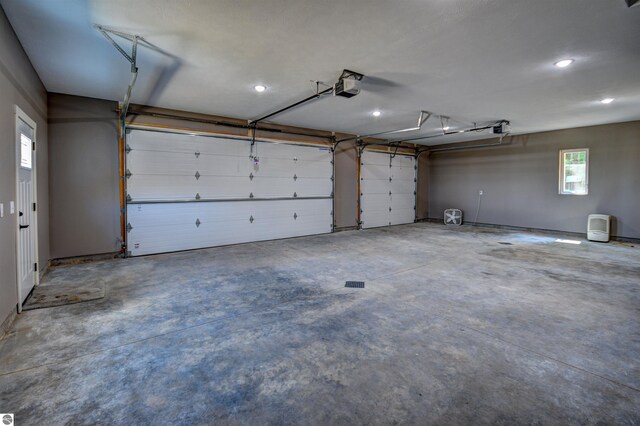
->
<box><xmin>442</xmin><ymin>126</ymin><xmax>450</xmax><ymax>131</ymax></box>
<box><xmin>458</xmin><ymin>130</ymin><xmax>465</xmax><ymax>133</ymax></box>
<box><xmin>254</xmin><ymin>85</ymin><xmax>267</xmax><ymax>92</ymax></box>
<box><xmin>372</xmin><ymin>110</ymin><xmax>381</xmax><ymax>117</ymax></box>
<box><xmin>554</xmin><ymin>59</ymin><xmax>574</xmax><ymax>68</ymax></box>
<box><xmin>600</xmin><ymin>98</ymin><xmax>614</xmax><ymax>104</ymax></box>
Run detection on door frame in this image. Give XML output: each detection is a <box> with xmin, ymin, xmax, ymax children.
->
<box><xmin>15</xmin><ymin>105</ymin><xmax>39</xmax><ymax>313</ymax></box>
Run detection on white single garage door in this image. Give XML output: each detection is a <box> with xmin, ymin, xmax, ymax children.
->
<box><xmin>125</xmin><ymin>128</ymin><xmax>333</xmax><ymax>256</ymax></box>
<box><xmin>360</xmin><ymin>150</ymin><xmax>416</xmax><ymax>229</ymax></box>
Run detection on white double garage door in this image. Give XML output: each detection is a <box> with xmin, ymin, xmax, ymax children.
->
<box><xmin>126</xmin><ymin>128</ymin><xmax>416</xmax><ymax>256</ymax></box>
<box><xmin>126</xmin><ymin>129</ymin><xmax>333</xmax><ymax>256</ymax></box>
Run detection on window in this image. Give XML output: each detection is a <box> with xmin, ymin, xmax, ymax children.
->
<box><xmin>20</xmin><ymin>133</ymin><xmax>32</xmax><ymax>169</ymax></box>
<box><xmin>559</xmin><ymin>148</ymin><xmax>588</xmax><ymax>195</ymax></box>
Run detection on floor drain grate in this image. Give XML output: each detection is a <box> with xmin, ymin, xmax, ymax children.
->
<box><xmin>345</xmin><ymin>281</ymin><xmax>365</xmax><ymax>288</ymax></box>
<box><xmin>498</xmin><ymin>242</ymin><xmax>513</xmax><ymax>245</ymax></box>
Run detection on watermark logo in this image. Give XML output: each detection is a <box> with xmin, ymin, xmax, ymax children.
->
<box><xmin>1</xmin><ymin>414</ymin><xmax>13</xmax><ymax>426</ymax></box>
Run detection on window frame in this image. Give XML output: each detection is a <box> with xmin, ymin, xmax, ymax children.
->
<box><xmin>558</xmin><ymin>148</ymin><xmax>589</xmax><ymax>195</ymax></box>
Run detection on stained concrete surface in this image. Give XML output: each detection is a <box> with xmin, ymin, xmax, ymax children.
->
<box><xmin>0</xmin><ymin>223</ymin><xmax>639</xmax><ymax>424</ymax></box>
<box><xmin>22</xmin><ymin>280</ymin><xmax>105</xmax><ymax>311</ymax></box>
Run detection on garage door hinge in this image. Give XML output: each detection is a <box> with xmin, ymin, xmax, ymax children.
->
<box><xmin>249</xmin><ymin>172</ymin><xmax>254</xmax><ymax>181</ymax></box>
<box><xmin>389</xmin><ymin>207</ymin><xmax>392</xmax><ymax>212</ymax></box>
<box><xmin>126</xmin><ymin>194</ymin><xmax>132</xmax><ymax>202</ymax></box>
<box><xmin>293</xmin><ymin>192</ymin><xmax>298</xmax><ymax>198</ymax></box>
<box><xmin>330</xmin><ymin>176</ymin><xmax>334</xmax><ymax>181</ymax></box>
<box><xmin>195</xmin><ymin>151</ymin><xmax>200</xmax><ymax>158</ymax></box>
<box><xmin>195</xmin><ymin>171</ymin><xmax>200</xmax><ymax>180</ymax></box>
<box><xmin>195</xmin><ymin>218</ymin><xmax>201</xmax><ymax>227</ymax></box>
<box><xmin>195</xmin><ymin>193</ymin><xmax>201</xmax><ymax>200</ymax></box>
<box><xmin>415</xmin><ymin>165</ymin><xmax>418</xmax><ymax>170</ymax></box>
<box><xmin>126</xmin><ymin>223</ymin><xmax>133</xmax><ymax>233</ymax></box>
<box><xmin>389</xmin><ymin>177</ymin><xmax>393</xmax><ymax>182</ymax></box>
<box><xmin>293</xmin><ymin>212</ymin><xmax>298</xmax><ymax>220</ymax></box>
<box><xmin>293</xmin><ymin>174</ymin><xmax>297</xmax><ymax>181</ymax></box>
<box><xmin>33</xmin><ymin>202</ymin><xmax>36</xmax><ymax>211</ymax></box>
<box><xmin>34</xmin><ymin>262</ymin><xmax>37</xmax><ymax>272</ymax></box>
<box><xmin>414</xmin><ymin>178</ymin><xmax>417</xmax><ymax>183</ymax></box>
<box><xmin>125</xmin><ymin>144</ymin><xmax>132</xmax><ymax>154</ymax></box>
<box><xmin>389</xmin><ymin>191</ymin><xmax>392</xmax><ymax>196</ymax></box>
<box><xmin>414</xmin><ymin>191</ymin><xmax>416</xmax><ymax>195</ymax></box>
<box><xmin>32</xmin><ymin>141</ymin><xmax>36</xmax><ymax>151</ymax></box>
<box><xmin>125</xmin><ymin>169</ymin><xmax>132</xmax><ymax>179</ymax></box>
<box><xmin>249</xmin><ymin>192</ymin><xmax>254</xmax><ymax>198</ymax></box>
<box><xmin>249</xmin><ymin>215</ymin><xmax>254</xmax><ymax>223</ymax></box>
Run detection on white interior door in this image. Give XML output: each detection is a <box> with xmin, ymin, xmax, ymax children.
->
<box><xmin>360</xmin><ymin>150</ymin><xmax>415</xmax><ymax>229</ymax></box>
<box><xmin>16</xmin><ymin>108</ymin><xmax>37</xmax><ymax>305</ymax></box>
<box><xmin>125</xmin><ymin>128</ymin><xmax>333</xmax><ymax>256</ymax></box>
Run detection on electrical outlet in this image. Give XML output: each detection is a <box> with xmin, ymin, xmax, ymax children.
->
<box><xmin>479</xmin><ymin>190</ymin><xmax>484</xmax><ymax>195</ymax></box>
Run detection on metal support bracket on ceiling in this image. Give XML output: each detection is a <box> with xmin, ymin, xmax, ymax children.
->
<box><xmin>335</xmin><ymin>110</ymin><xmax>432</xmax><ymax>146</ymax></box>
<box><xmin>95</xmin><ymin>25</ymin><xmax>142</xmax><ymax>123</ymax></box>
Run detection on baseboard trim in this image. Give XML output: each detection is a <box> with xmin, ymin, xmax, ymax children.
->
<box><xmin>334</xmin><ymin>226</ymin><xmax>359</xmax><ymax>232</ymax></box>
<box><xmin>423</xmin><ymin>218</ymin><xmax>640</xmax><ymax>244</ymax></box>
<box><xmin>50</xmin><ymin>252</ymin><xmax>120</xmax><ymax>267</ymax></box>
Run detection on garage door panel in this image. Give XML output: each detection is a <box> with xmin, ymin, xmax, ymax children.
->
<box><xmin>391</xmin><ymin>193</ymin><xmax>415</xmax><ymax>207</ymax></box>
<box><xmin>361</xmin><ymin>192</ymin><xmax>389</xmax><ymax>209</ymax></box>
<box><xmin>129</xmin><ymin>176</ymin><xmax>332</xmax><ymax>201</ymax></box>
<box><xmin>361</xmin><ymin>210</ymin><xmax>390</xmax><ymax>228</ymax></box>
<box><xmin>129</xmin><ymin>131</ymin><xmax>250</xmax><ymax>156</ymax></box>
<box><xmin>361</xmin><ymin>152</ymin><xmax>391</xmax><ymax>166</ymax></box>
<box><xmin>360</xmin><ymin>150</ymin><xmax>415</xmax><ymax>229</ymax></box>
<box><xmin>391</xmin><ymin>167</ymin><xmax>416</xmax><ymax>181</ymax></box>
<box><xmin>127</xmin><ymin>199</ymin><xmax>331</xmax><ymax>256</ymax></box>
<box><xmin>391</xmin><ymin>207</ymin><xmax>415</xmax><ymax>225</ymax></box>
<box><xmin>361</xmin><ymin>164</ymin><xmax>389</xmax><ymax>180</ymax></box>
<box><xmin>390</xmin><ymin>179</ymin><xmax>415</xmax><ymax>194</ymax></box>
<box><xmin>254</xmin><ymin>158</ymin><xmax>331</xmax><ymax>179</ymax></box>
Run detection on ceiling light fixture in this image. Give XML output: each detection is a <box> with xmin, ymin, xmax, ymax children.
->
<box><xmin>372</xmin><ymin>110</ymin><xmax>381</xmax><ymax>117</ymax></box>
<box><xmin>554</xmin><ymin>59</ymin><xmax>574</xmax><ymax>68</ymax></box>
<box><xmin>254</xmin><ymin>85</ymin><xmax>267</xmax><ymax>93</ymax></box>
<box><xmin>443</xmin><ymin>126</ymin><xmax>450</xmax><ymax>131</ymax></box>
<box><xmin>600</xmin><ymin>98</ymin><xmax>614</xmax><ymax>104</ymax></box>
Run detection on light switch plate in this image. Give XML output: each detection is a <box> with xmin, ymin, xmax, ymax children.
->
<box><xmin>10</xmin><ymin>201</ymin><xmax>15</xmax><ymax>214</ymax></box>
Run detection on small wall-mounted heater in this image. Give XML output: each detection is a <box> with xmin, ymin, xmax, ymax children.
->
<box><xmin>444</xmin><ymin>209</ymin><xmax>463</xmax><ymax>226</ymax></box>
<box><xmin>587</xmin><ymin>214</ymin><xmax>611</xmax><ymax>242</ymax></box>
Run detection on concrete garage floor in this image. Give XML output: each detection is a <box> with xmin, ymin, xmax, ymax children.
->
<box><xmin>1</xmin><ymin>223</ymin><xmax>639</xmax><ymax>424</ymax></box>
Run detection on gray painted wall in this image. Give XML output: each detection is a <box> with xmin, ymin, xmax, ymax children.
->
<box><xmin>48</xmin><ymin>94</ymin><xmax>119</xmax><ymax>259</ymax></box>
<box><xmin>0</xmin><ymin>6</ymin><xmax>48</xmax><ymax>327</ymax></box>
<box><xmin>428</xmin><ymin>121</ymin><xmax>640</xmax><ymax>239</ymax></box>
<box><xmin>334</xmin><ymin>140</ymin><xmax>358</xmax><ymax>229</ymax></box>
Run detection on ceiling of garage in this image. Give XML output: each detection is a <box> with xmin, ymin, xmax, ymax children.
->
<box><xmin>2</xmin><ymin>0</ymin><xmax>639</xmax><ymax>144</ymax></box>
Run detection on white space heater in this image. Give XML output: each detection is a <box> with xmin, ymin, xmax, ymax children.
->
<box><xmin>587</xmin><ymin>214</ymin><xmax>611</xmax><ymax>242</ymax></box>
<box><xmin>444</xmin><ymin>209</ymin><xmax>463</xmax><ymax>226</ymax></box>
